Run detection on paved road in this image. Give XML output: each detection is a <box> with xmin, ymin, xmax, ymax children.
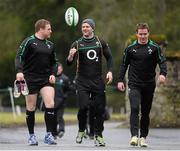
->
<box><xmin>0</xmin><ymin>122</ymin><xmax>180</xmax><ymax>150</ymax></box>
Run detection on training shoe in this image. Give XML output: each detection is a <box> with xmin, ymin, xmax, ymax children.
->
<box><xmin>20</xmin><ymin>80</ymin><xmax>29</xmax><ymax>96</ymax></box>
<box><xmin>139</xmin><ymin>137</ymin><xmax>148</xmax><ymax>147</ymax></box>
<box><xmin>44</xmin><ymin>132</ymin><xmax>57</xmax><ymax>145</ymax></box>
<box><xmin>28</xmin><ymin>134</ymin><xmax>38</xmax><ymax>146</ymax></box>
<box><xmin>84</xmin><ymin>133</ymin><xmax>89</xmax><ymax>139</ymax></box>
<box><xmin>13</xmin><ymin>80</ymin><xmax>21</xmax><ymax>98</ymax></box>
<box><xmin>94</xmin><ymin>135</ymin><xmax>106</xmax><ymax>147</ymax></box>
<box><xmin>76</xmin><ymin>131</ymin><xmax>85</xmax><ymax>144</ymax></box>
<box><xmin>58</xmin><ymin>131</ymin><xmax>64</xmax><ymax>138</ymax></box>
<box><xmin>130</xmin><ymin>136</ymin><xmax>138</xmax><ymax>146</ymax></box>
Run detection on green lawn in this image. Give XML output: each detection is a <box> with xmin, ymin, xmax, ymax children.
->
<box><xmin>0</xmin><ymin>112</ymin><xmax>78</xmax><ymax>127</ymax></box>
<box><xmin>0</xmin><ymin>110</ymin><xmax>126</xmax><ymax>128</ymax></box>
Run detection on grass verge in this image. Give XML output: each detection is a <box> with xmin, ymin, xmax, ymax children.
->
<box><xmin>0</xmin><ymin>112</ymin><xmax>127</xmax><ymax>128</ymax></box>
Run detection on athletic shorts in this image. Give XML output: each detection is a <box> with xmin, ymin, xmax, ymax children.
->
<box><xmin>25</xmin><ymin>75</ymin><xmax>54</xmax><ymax>94</ymax></box>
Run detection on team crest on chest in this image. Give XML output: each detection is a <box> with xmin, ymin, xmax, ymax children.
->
<box><xmin>47</xmin><ymin>44</ymin><xmax>51</xmax><ymax>49</ymax></box>
<box><xmin>148</xmin><ymin>46</ymin><xmax>152</xmax><ymax>54</ymax></box>
<box><xmin>96</xmin><ymin>41</ymin><xmax>100</xmax><ymax>46</ymax></box>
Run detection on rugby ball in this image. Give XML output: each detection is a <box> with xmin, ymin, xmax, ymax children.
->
<box><xmin>65</xmin><ymin>7</ymin><xmax>79</xmax><ymax>26</ymax></box>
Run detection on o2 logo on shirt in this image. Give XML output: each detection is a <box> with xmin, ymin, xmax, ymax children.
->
<box><xmin>86</xmin><ymin>49</ymin><xmax>98</xmax><ymax>62</ymax></box>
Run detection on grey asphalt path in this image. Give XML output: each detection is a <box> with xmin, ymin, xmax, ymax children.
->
<box><xmin>0</xmin><ymin>122</ymin><xmax>180</xmax><ymax>150</ymax></box>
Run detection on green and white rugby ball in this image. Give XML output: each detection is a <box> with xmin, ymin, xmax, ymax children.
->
<box><xmin>65</xmin><ymin>7</ymin><xmax>79</xmax><ymax>27</ymax></box>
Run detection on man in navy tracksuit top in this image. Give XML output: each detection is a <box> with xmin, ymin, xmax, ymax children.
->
<box><xmin>117</xmin><ymin>23</ymin><xmax>167</xmax><ymax>147</ymax></box>
<box><xmin>15</xmin><ymin>19</ymin><xmax>57</xmax><ymax>145</ymax></box>
<box><xmin>67</xmin><ymin>18</ymin><xmax>113</xmax><ymax>146</ymax></box>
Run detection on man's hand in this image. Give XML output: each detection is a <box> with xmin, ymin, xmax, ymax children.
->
<box><xmin>16</xmin><ymin>72</ymin><xmax>24</xmax><ymax>81</ymax></box>
<box><xmin>117</xmin><ymin>82</ymin><xmax>125</xmax><ymax>91</ymax></box>
<box><xmin>49</xmin><ymin>75</ymin><xmax>56</xmax><ymax>84</ymax></box>
<box><xmin>106</xmin><ymin>71</ymin><xmax>113</xmax><ymax>85</ymax></box>
<box><xmin>67</xmin><ymin>47</ymin><xmax>77</xmax><ymax>61</ymax></box>
<box><xmin>158</xmin><ymin>75</ymin><xmax>166</xmax><ymax>84</ymax></box>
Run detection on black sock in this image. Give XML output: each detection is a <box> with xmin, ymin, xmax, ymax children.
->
<box><xmin>44</xmin><ymin>108</ymin><xmax>56</xmax><ymax>133</ymax></box>
<box><xmin>26</xmin><ymin>110</ymin><xmax>35</xmax><ymax>134</ymax></box>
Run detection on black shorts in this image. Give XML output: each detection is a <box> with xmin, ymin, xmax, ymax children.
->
<box><xmin>25</xmin><ymin>76</ymin><xmax>54</xmax><ymax>94</ymax></box>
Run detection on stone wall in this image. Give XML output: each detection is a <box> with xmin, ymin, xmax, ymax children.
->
<box><xmin>151</xmin><ymin>58</ymin><xmax>180</xmax><ymax>127</ymax></box>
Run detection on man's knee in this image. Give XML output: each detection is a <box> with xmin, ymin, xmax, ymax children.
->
<box><xmin>44</xmin><ymin>100</ymin><xmax>54</xmax><ymax>108</ymax></box>
<box><xmin>26</xmin><ymin>105</ymin><xmax>36</xmax><ymax>111</ymax></box>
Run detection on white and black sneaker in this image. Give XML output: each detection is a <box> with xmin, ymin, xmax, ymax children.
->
<box><xmin>20</xmin><ymin>80</ymin><xmax>29</xmax><ymax>96</ymax></box>
<box><xmin>13</xmin><ymin>80</ymin><xmax>21</xmax><ymax>98</ymax></box>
